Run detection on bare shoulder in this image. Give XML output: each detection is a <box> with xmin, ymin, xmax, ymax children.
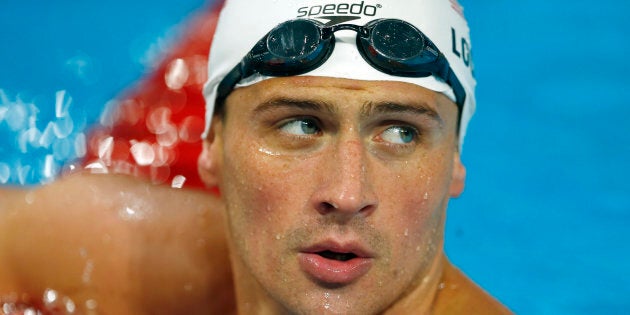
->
<box><xmin>432</xmin><ymin>258</ymin><xmax>513</xmax><ymax>315</ymax></box>
<box><xmin>0</xmin><ymin>172</ymin><xmax>234</xmax><ymax>314</ymax></box>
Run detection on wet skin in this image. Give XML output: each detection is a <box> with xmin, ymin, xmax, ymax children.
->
<box><xmin>0</xmin><ymin>76</ymin><xmax>511</xmax><ymax>314</ymax></box>
<box><xmin>0</xmin><ymin>174</ymin><xmax>235</xmax><ymax>315</ymax></box>
<box><xmin>199</xmin><ymin>76</ymin><xmax>483</xmax><ymax>314</ymax></box>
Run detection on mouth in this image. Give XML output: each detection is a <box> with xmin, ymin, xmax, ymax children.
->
<box><xmin>298</xmin><ymin>242</ymin><xmax>374</xmax><ymax>285</ymax></box>
<box><xmin>316</xmin><ymin>250</ymin><xmax>358</xmax><ymax>262</ymax></box>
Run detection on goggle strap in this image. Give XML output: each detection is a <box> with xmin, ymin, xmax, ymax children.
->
<box><xmin>216</xmin><ymin>63</ymin><xmax>244</xmax><ymax>106</ymax></box>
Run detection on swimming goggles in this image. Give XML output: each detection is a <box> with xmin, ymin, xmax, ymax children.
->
<box><xmin>216</xmin><ymin>18</ymin><xmax>466</xmax><ymax>112</ymax></box>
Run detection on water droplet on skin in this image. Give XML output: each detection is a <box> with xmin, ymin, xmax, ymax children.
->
<box><xmin>64</xmin><ymin>296</ymin><xmax>76</xmax><ymax>313</ymax></box>
<box><xmin>85</xmin><ymin>299</ymin><xmax>98</xmax><ymax>310</ymax></box>
<box><xmin>275</xmin><ymin>234</ymin><xmax>282</xmax><ymax>240</ymax></box>
<box><xmin>423</xmin><ymin>192</ymin><xmax>429</xmax><ymax>200</ymax></box>
<box><xmin>43</xmin><ymin>289</ymin><xmax>58</xmax><ymax>305</ymax></box>
<box><xmin>82</xmin><ymin>259</ymin><xmax>94</xmax><ymax>284</ymax></box>
<box><xmin>404</xmin><ymin>228</ymin><xmax>409</xmax><ymax>237</ymax></box>
<box><xmin>119</xmin><ymin>206</ymin><xmax>142</xmax><ymax>221</ymax></box>
<box><xmin>3</xmin><ymin>302</ymin><xmax>15</xmax><ymax>314</ymax></box>
<box><xmin>258</xmin><ymin>147</ymin><xmax>280</xmax><ymax>156</ymax></box>
<box><xmin>322</xmin><ymin>291</ymin><xmax>332</xmax><ymax>310</ymax></box>
<box><xmin>24</xmin><ymin>192</ymin><xmax>35</xmax><ymax>205</ymax></box>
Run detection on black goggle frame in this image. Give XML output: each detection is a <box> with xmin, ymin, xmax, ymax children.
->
<box><xmin>217</xmin><ymin>18</ymin><xmax>466</xmax><ymax>114</ymax></box>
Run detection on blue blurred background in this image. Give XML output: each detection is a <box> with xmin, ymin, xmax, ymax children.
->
<box><xmin>1</xmin><ymin>0</ymin><xmax>628</xmax><ymax>313</ymax></box>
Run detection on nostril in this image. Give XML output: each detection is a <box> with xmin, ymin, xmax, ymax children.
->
<box><xmin>324</xmin><ymin>201</ymin><xmax>337</xmax><ymax>209</ymax></box>
<box><xmin>318</xmin><ymin>201</ymin><xmax>337</xmax><ymax>213</ymax></box>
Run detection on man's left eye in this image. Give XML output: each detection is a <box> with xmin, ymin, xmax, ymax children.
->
<box><xmin>279</xmin><ymin>118</ymin><xmax>320</xmax><ymax>136</ymax></box>
<box><xmin>380</xmin><ymin>126</ymin><xmax>417</xmax><ymax>144</ymax></box>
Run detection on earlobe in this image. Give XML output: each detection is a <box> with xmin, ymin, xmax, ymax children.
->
<box><xmin>449</xmin><ymin>151</ymin><xmax>466</xmax><ymax>198</ymax></box>
<box><xmin>197</xmin><ymin>119</ymin><xmax>223</xmax><ymax>188</ymax></box>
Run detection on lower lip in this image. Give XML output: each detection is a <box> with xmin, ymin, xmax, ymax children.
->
<box><xmin>298</xmin><ymin>253</ymin><xmax>372</xmax><ymax>285</ymax></box>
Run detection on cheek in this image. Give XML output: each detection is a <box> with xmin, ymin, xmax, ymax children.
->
<box><xmin>220</xmin><ymin>138</ymin><xmax>312</xmax><ymax>233</ymax></box>
<box><xmin>377</xmin><ymin>155</ymin><xmax>452</xmax><ymax>251</ymax></box>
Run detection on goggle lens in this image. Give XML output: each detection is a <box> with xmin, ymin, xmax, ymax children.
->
<box><xmin>369</xmin><ymin>19</ymin><xmax>424</xmax><ymax>60</ymax></box>
<box><xmin>267</xmin><ymin>19</ymin><xmax>321</xmax><ymax>58</ymax></box>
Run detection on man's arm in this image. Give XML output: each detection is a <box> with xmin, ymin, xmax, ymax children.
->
<box><xmin>0</xmin><ymin>173</ymin><xmax>234</xmax><ymax>314</ymax></box>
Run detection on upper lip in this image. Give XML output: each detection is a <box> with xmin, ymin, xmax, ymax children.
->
<box><xmin>299</xmin><ymin>238</ymin><xmax>375</xmax><ymax>259</ymax></box>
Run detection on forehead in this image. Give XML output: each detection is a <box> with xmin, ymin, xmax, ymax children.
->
<box><xmin>226</xmin><ymin>76</ymin><xmax>457</xmax><ymax>114</ymax></box>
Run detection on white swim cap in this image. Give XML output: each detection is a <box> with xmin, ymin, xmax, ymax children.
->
<box><xmin>203</xmin><ymin>0</ymin><xmax>476</xmax><ymax>147</ymax></box>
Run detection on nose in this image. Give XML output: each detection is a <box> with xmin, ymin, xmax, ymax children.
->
<box><xmin>311</xmin><ymin>138</ymin><xmax>378</xmax><ymax>221</ymax></box>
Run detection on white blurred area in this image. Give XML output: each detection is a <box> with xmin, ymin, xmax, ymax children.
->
<box><xmin>0</xmin><ymin>89</ymin><xmax>86</xmax><ymax>185</ymax></box>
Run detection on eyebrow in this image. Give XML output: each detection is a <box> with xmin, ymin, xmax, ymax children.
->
<box><xmin>360</xmin><ymin>101</ymin><xmax>444</xmax><ymax>125</ymax></box>
<box><xmin>253</xmin><ymin>98</ymin><xmax>337</xmax><ymax>115</ymax></box>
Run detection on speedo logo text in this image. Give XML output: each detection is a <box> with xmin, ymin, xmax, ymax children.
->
<box><xmin>297</xmin><ymin>1</ymin><xmax>382</xmax><ymax>18</ymax></box>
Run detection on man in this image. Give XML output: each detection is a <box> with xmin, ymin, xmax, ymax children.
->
<box><xmin>0</xmin><ymin>0</ymin><xmax>511</xmax><ymax>313</ymax></box>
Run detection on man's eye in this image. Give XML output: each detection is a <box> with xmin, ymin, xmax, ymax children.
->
<box><xmin>279</xmin><ymin>118</ymin><xmax>320</xmax><ymax>136</ymax></box>
<box><xmin>380</xmin><ymin>126</ymin><xmax>418</xmax><ymax>144</ymax></box>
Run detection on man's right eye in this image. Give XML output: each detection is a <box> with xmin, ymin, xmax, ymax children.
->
<box><xmin>279</xmin><ymin>118</ymin><xmax>321</xmax><ymax>136</ymax></box>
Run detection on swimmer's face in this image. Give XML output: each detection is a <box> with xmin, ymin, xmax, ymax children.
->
<box><xmin>199</xmin><ymin>76</ymin><xmax>465</xmax><ymax>313</ymax></box>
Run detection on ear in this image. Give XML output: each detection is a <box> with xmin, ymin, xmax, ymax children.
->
<box><xmin>449</xmin><ymin>150</ymin><xmax>466</xmax><ymax>198</ymax></box>
<box><xmin>197</xmin><ymin>118</ymin><xmax>223</xmax><ymax>188</ymax></box>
